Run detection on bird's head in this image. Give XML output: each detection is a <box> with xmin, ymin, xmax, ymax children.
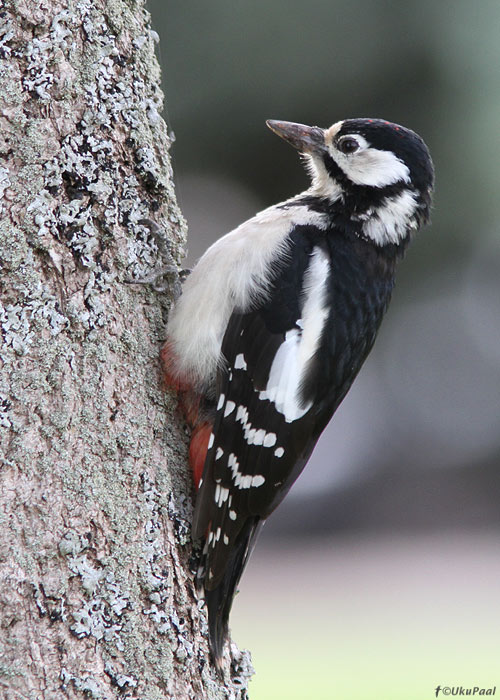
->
<box><xmin>267</xmin><ymin>118</ymin><xmax>434</xmax><ymax>245</ymax></box>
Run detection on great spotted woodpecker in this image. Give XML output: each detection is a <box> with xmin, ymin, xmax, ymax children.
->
<box><xmin>163</xmin><ymin>118</ymin><xmax>434</xmax><ymax>666</ymax></box>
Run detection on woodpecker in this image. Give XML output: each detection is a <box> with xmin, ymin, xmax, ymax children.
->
<box><xmin>163</xmin><ymin>118</ymin><xmax>434</xmax><ymax>666</ymax></box>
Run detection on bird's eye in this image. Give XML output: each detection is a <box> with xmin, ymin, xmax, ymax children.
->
<box><xmin>337</xmin><ymin>137</ymin><xmax>360</xmax><ymax>154</ymax></box>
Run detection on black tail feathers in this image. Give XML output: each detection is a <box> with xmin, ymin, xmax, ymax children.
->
<box><xmin>196</xmin><ymin>517</ymin><xmax>262</xmax><ymax>669</ymax></box>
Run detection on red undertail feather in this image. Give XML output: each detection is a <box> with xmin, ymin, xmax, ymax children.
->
<box><xmin>161</xmin><ymin>341</ymin><xmax>211</xmax><ymax>489</ymax></box>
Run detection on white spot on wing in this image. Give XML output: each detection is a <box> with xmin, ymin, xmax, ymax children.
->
<box><xmin>274</xmin><ymin>447</ymin><xmax>285</xmax><ymax>458</ymax></box>
<box><xmin>215</xmin><ymin>447</ymin><xmax>224</xmax><ymax>460</ymax></box>
<box><xmin>227</xmin><ymin>453</ymin><xmax>266</xmax><ymax>489</ymax></box>
<box><xmin>259</xmin><ymin>246</ymin><xmax>330</xmax><ymax>422</ymax></box>
<box><xmin>217</xmin><ymin>394</ymin><xmax>225</xmax><ymax>411</ymax></box>
<box><xmin>263</xmin><ymin>432</ymin><xmax>277</xmax><ymax>447</ymax></box>
<box><xmin>229</xmin><ymin>510</ymin><xmax>237</xmax><ymax>520</ymax></box>
<box><xmin>234</xmin><ymin>353</ymin><xmax>247</xmax><ymax>370</ymax></box>
<box><xmin>251</xmin><ymin>428</ymin><xmax>266</xmax><ymax>446</ymax></box>
<box><xmin>217</xmin><ymin>486</ymin><xmax>229</xmax><ymax>507</ymax></box>
<box><xmin>208</xmin><ymin>433</ymin><xmax>214</xmax><ymax>449</ymax></box>
<box><xmin>224</xmin><ymin>400</ymin><xmax>236</xmax><ymax>417</ymax></box>
<box><xmin>235</xmin><ymin>406</ymin><xmax>279</xmax><ymax>447</ymax></box>
<box><xmin>236</xmin><ymin>405</ymin><xmax>249</xmax><ymax>424</ymax></box>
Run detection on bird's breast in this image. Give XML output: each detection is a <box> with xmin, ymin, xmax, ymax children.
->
<box><xmin>289</xmin><ymin>226</ymin><xmax>398</xmax><ymax>412</ymax></box>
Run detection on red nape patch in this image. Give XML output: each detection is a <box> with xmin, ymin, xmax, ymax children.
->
<box><xmin>189</xmin><ymin>422</ymin><xmax>212</xmax><ymax>489</ymax></box>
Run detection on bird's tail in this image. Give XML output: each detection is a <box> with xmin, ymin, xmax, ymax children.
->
<box><xmin>164</xmin><ymin>338</ymin><xmax>256</xmax><ymax>666</ymax></box>
<box><xmin>197</xmin><ymin>516</ymin><xmax>262</xmax><ymax>669</ymax></box>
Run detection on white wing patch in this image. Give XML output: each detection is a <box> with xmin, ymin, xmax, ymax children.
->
<box><xmin>259</xmin><ymin>246</ymin><xmax>330</xmax><ymax>423</ymax></box>
<box><xmin>166</xmin><ymin>201</ymin><xmax>328</xmax><ymax>390</ymax></box>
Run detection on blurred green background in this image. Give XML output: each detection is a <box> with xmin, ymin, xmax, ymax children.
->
<box><xmin>148</xmin><ymin>1</ymin><xmax>500</xmax><ymax>698</ymax></box>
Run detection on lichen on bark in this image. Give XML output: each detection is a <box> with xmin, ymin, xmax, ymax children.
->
<box><xmin>0</xmin><ymin>1</ymin><xmax>252</xmax><ymax>698</ymax></box>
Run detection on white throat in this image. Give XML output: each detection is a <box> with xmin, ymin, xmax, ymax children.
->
<box><xmin>304</xmin><ymin>154</ymin><xmax>343</xmax><ymax>202</ymax></box>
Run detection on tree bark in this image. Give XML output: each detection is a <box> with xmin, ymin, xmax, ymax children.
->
<box><xmin>0</xmin><ymin>1</ymin><xmax>252</xmax><ymax>698</ymax></box>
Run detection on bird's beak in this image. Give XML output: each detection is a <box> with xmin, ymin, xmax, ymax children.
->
<box><xmin>266</xmin><ymin>120</ymin><xmax>325</xmax><ymax>155</ymax></box>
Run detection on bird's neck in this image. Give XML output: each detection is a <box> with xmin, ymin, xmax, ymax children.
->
<box><xmin>301</xmin><ymin>179</ymin><xmax>419</xmax><ymax>248</ymax></box>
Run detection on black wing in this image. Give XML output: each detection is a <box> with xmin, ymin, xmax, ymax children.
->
<box><xmin>192</xmin><ymin>225</ymin><xmax>396</xmax><ymax>663</ymax></box>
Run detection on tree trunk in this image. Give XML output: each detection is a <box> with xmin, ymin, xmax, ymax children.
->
<box><xmin>0</xmin><ymin>2</ymin><xmax>252</xmax><ymax>698</ymax></box>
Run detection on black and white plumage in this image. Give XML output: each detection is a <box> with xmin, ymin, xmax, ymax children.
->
<box><xmin>165</xmin><ymin>118</ymin><xmax>434</xmax><ymax>665</ymax></box>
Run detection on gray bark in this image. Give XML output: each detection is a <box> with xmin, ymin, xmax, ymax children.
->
<box><xmin>0</xmin><ymin>1</ymin><xmax>252</xmax><ymax>698</ymax></box>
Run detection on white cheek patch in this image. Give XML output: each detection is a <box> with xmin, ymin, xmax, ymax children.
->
<box><xmin>331</xmin><ymin>144</ymin><xmax>411</xmax><ymax>188</ymax></box>
<box><xmin>259</xmin><ymin>246</ymin><xmax>330</xmax><ymax>423</ymax></box>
